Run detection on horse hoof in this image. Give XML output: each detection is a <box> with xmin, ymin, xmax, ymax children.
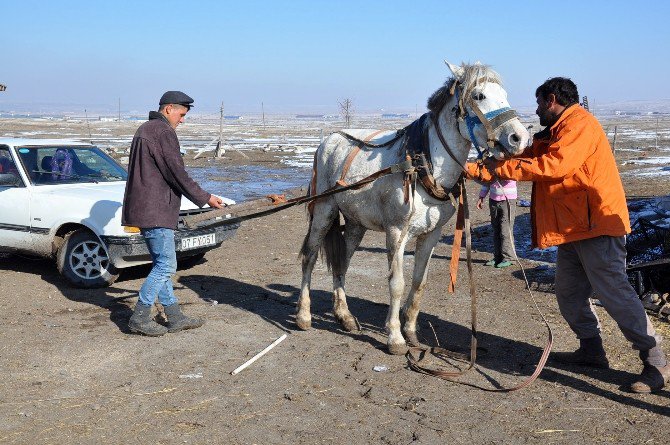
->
<box><xmin>404</xmin><ymin>332</ymin><xmax>421</xmax><ymax>347</ymax></box>
<box><xmin>339</xmin><ymin>317</ymin><xmax>358</xmax><ymax>332</ymax></box>
<box><xmin>387</xmin><ymin>342</ymin><xmax>408</xmax><ymax>355</ymax></box>
<box><xmin>295</xmin><ymin>317</ymin><xmax>311</xmax><ymax>330</ymax></box>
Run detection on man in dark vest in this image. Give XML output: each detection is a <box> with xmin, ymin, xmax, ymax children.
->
<box><xmin>122</xmin><ymin>91</ymin><xmax>223</xmax><ymax>336</ymax></box>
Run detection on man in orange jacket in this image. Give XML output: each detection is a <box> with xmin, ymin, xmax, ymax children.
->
<box><xmin>467</xmin><ymin>77</ymin><xmax>668</xmax><ymax>393</ymax></box>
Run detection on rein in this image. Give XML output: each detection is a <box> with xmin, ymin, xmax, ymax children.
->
<box><xmin>182</xmin><ymin>158</ymin><xmax>413</xmax><ymax>230</ymax></box>
<box><xmin>403</xmin><ymin>81</ymin><xmax>552</xmax><ymax>391</ymax></box>
<box><xmin>405</xmin><ymin>175</ymin><xmax>553</xmax><ymax>392</ymax></box>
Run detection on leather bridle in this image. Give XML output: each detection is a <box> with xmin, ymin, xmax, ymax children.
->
<box><xmin>449</xmin><ymin>80</ymin><xmax>519</xmax><ymax>159</ymax></box>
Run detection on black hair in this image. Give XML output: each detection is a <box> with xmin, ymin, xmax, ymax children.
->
<box><xmin>535</xmin><ymin>77</ymin><xmax>579</xmax><ymax>107</ymax></box>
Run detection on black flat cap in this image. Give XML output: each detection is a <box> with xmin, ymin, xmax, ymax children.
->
<box><xmin>159</xmin><ymin>91</ymin><xmax>194</xmax><ymax>107</ymax></box>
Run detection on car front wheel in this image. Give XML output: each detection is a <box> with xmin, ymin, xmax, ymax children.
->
<box><xmin>57</xmin><ymin>229</ymin><xmax>120</xmax><ymax>288</ymax></box>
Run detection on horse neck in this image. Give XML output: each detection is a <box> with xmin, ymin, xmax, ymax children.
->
<box><xmin>428</xmin><ymin>101</ymin><xmax>471</xmax><ymax>187</ymax></box>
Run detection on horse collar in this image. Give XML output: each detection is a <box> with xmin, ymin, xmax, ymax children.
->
<box><xmin>401</xmin><ymin>113</ymin><xmax>457</xmax><ymax>202</ymax></box>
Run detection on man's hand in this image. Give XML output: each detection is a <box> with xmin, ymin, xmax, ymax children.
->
<box><xmin>466</xmin><ymin>159</ymin><xmax>496</xmax><ymax>182</ymax></box>
<box><xmin>476</xmin><ymin>197</ymin><xmax>485</xmax><ymax>210</ymax></box>
<box><xmin>465</xmin><ymin>162</ymin><xmax>482</xmax><ymax>180</ymax></box>
<box><xmin>483</xmin><ymin>156</ymin><xmax>498</xmax><ymax>170</ymax></box>
<box><xmin>208</xmin><ymin>194</ymin><xmax>224</xmax><ymax>209</ymax></box>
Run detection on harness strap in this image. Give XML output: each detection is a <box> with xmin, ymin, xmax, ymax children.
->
<box><xmin>308</xmin><ymin>155</ymin><xmax>414</xmax><ymax>215</ymax></box>
<box><xmin>336</xmin><ymin>130</ymin><xmax>385</xmax><ymax>187</ymax></box>
<box><xmin>448</xmin><ymin>178</ymin><xmax>466</xmax><ymax>293</ymax></box>
<box><xmin>335</xmin><ymin>129</ymin><xmax>405</xmax><ymax>148</ymax></box>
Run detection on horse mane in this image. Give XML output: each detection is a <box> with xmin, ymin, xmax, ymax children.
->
<box><xmin>427</xmin><ymin>63</ymin><xmax>503</xmax><ymax>114</ymax></box>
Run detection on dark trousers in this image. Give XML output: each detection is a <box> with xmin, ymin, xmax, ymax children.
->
<box><xmin>489</xmin><ymin>199</ymin><xmax>516</xmax><ymax>263</ymax></box>
<box><xmin>554</xmin><ymin>235</ymin><xmax>660</xmax><ymax>350</ymax></box>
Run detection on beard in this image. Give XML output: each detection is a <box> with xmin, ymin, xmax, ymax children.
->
<box><xmin>538</xmin><ymin>110</ymin><xmax>554</xmax><ymax>127</ymax></box>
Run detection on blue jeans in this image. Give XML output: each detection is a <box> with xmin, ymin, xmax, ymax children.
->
<box><xmin>138</xmin><ymin>228</ymin><xmax>178</xmax><ymax>307</ymax></box>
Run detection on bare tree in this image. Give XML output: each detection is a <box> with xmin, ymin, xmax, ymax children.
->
<box><xmin>338</xmin><ymin>98</ymin><xmax>354</xmax><ymax>128</ymax></box>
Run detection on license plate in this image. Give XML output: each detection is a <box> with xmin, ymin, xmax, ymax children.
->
<box><xmin>181</xmin><ymin>233</ymin><xmax>216</xmax><ymax>250</ymax></box>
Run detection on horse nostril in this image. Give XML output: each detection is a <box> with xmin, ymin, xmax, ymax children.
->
<box><xmin>509</xmin><ymin>133</ymin><xmax>520</xmax><ymax>146</ymax></box>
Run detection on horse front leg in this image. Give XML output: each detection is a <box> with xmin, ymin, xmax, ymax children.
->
<box><xmin>332</xmin><ymin>222</ymin><xmax>366</xmax><ymax>332</ymax></box>
<box><xmin>297</xmin><ymin>202</ymin><xmax>338</xmax><ymax>330</ymax></box>
<box><xmin>402</xmin><ymin>229</ymin><xmax>441</xmax><ymax>347</ymax></box>
<box><xmin>385</xmin><ymin>227</ymin><xmax>409</xmax><ymax>355</ymax></box>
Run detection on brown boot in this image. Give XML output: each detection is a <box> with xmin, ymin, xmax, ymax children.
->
<box><xmin>551</xmin><ymin>336</ymin><xmax>609</xmax><ymax>369</ymax></box>
<box><xmin>630</xmin><ymin>347</ymin><xmax>670</xmax><ymax>393</ymax></box>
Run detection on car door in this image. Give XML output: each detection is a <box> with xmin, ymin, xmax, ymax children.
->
<box><xmin>0</xmin><ymin>145</ymin><xmax>33</xmax><ymax>252</ymax></box>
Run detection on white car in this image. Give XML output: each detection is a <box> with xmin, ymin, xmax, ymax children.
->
<box><xmin>0</xmin><ymin>138</ymin><xmax>238</xmax><ymax>288</ymax></box>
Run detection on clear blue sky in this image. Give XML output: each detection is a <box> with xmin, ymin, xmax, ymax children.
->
<box><xmin>2</xmin><ymin>0</ymin><xmax>669</xmax><ymax>114</ymax></box>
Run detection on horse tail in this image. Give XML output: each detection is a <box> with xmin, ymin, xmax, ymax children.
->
<box><xmin>322</xmin><ymin>215</ymin><xmax>346</xmax><ymax>273</ymax></box>
<box><xmin>298</xmin><ymin>213</ymin><xmax>345</xmax><ymax>273</ymax></box>
<box><xmin>300</xmin><ymin>139</ymin><xmax>346</xmax><ymax>271</ymax></box>
<box><xmin>299</xmin><ymin>216</ymin><xmax>313</xmax><ymax>263</ymax></box>
<box><xmin>299</xmin><ymin>167</ymin><xmax>316</xmax><ymax>263</ymax></box>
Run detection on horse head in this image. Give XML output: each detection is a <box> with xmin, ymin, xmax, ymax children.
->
<box><xmin>443</xmin><ymin>60</ymin><xmax>529</xmax><ymax>160</ymax></box>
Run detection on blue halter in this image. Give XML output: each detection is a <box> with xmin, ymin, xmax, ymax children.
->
<box><xmin>455</xmin><ymin>86</ymin><xmax>511</xmax><ymax>159</ymax></box>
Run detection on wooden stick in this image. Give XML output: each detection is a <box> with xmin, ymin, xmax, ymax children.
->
<box><xmin>231</xmin><ymin>334</ymin><xmax>288</xmax><ymax>375</ymax></box>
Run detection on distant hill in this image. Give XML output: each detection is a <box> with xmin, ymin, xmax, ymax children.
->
<box><xmin>2</xmin><ymin>98</ymin><xmax>670</xmax><ymax>117</ymax></box>
<box><xmin>516</xmin><ymin>99</ymin><xmax>670</xmax><ymax>116</ymax></box>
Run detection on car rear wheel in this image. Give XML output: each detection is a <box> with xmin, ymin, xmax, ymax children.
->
<box><xmin>57</xmin><ymin>229</ymin><xmax>119</xmax><ymax>288</ymax></box>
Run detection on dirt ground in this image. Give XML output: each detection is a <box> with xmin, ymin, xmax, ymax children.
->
<box><xmin>1</xmin><ymin>118</ymin><xmax>670</xmax><ymax>444</ymax></box>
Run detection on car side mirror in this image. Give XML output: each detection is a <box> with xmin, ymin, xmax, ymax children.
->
<box><xmin>0</xmin><ymin>173</ymin><xmax>21</xmax><ymax>187</ymax></box>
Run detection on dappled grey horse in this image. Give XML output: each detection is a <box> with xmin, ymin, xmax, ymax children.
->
<box><xmin>298</xmin><ymin>61</ymin><xmax>530</xmax><ymax>354</ymax></box>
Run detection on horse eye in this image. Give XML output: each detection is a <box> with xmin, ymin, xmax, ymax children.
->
<box><xmin>472</xmin><ymin>92</ymin><xmax>486</xmax><ymax>101</ymax></box>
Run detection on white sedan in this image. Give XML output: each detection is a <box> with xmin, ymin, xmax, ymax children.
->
<box><xmin>0</xmin><ymin>138</ymin><xmax>238</xmax><ymax>288</ymax></box>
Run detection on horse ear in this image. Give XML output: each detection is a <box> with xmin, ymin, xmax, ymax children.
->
<box><xmin>444</xmin><ymin>60</ymin><xmax>464</xmax><ymax>78</ymax></box>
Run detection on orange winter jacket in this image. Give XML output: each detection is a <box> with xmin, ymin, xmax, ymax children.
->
<box><xmin>469</xmin><ymin>104</ymin><xmax>630</xmax><ymax>248</ymax></box>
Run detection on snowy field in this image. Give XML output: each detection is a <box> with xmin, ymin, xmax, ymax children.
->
<box><xmin>1</xmin><ymin>112</ymin><xmax>669</xmax><ymax>198</ymax></box>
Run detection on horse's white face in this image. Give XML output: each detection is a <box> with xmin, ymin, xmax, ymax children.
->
<box><xmin>446</xmin><ymin>61</ymin><xmax>530</xmax><ymax>160</ymax></box>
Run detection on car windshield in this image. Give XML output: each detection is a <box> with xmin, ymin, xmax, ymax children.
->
<box><xmin>16</xmin><ymin>145</ymin><xmax>128</xmax><ymax>185</ymax></box>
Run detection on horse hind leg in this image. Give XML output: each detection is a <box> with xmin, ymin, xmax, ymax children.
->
<box><xmin>402</xmin><ymin>229</ymin><xmax>441</xmax><ymax>347</ymax></box>
<box><xmin>331</xmin><ymin>221</ymin><xmax>366</xmax><ymax>332</ymax></box>
<box><xmin>297</xmin><ymin>199</ymin><xmax>338</xmax><ymax>330</ymax></box>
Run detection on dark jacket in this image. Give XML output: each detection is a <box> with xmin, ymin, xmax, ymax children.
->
<box><xmin>122</xmin><ymin>111</ymin><xmax>210</xmax><ymax>229</ymax></box>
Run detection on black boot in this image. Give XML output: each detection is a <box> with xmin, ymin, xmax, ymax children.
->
<box><xmin>631</xmin><ymin>347</ymin><xmax>670</xmax><ymax>393</ymax></box>
<box><xmin>551</xmin><ymin>336</ymin><xmax>609</xmax><ymax>369</ymax></box>
<box><xmin>163</xmin><ymin>304</ymin><xmax>205</xmax><ymax>333</ymax></box>
<box><xmin>128</xmin><ymin>303</ymin><xmax>168</xmax><ymax>336</ymax></box>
